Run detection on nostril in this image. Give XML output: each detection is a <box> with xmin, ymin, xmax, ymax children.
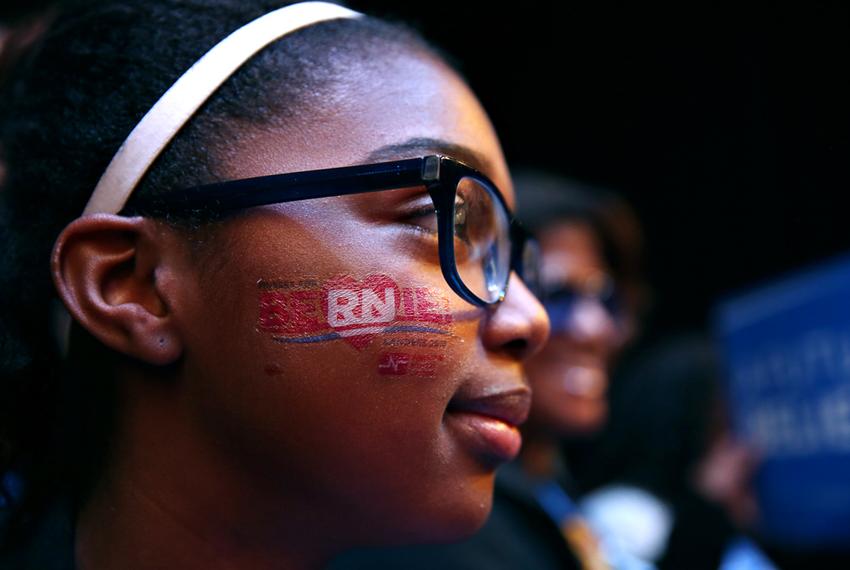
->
<box><xmin>502</xmin><ymin>338</ymin><xmax>529</xmax><ymax>359</ymax></box>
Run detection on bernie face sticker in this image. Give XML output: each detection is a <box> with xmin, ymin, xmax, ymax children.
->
<box><xmin>257</xmin><ymin>274</ymin><xmax>453</xmax><ymax>350</ymax></box>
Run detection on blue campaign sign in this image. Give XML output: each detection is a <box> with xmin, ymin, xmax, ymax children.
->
<box><xmin>713</xmin><ymin>253</ymin><xmax>850</xmax><ymax>550</ymax></box>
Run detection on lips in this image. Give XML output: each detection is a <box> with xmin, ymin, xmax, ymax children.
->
<box><xmin>445</xmin><ymin>384</ymin><xmax>531</xmax><ymax>466</ymax></box>
<box><xmin>447</xmin><ymin>389</ymin><xmax>532</xmax><ymax>427</ymax></box>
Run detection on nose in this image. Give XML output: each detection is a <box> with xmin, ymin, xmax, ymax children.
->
<box><xmin>480</xmin><ymin>272</ymin><xmax>550</xmax><ymax>360</ymax></box>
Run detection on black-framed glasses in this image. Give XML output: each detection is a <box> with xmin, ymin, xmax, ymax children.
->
<box><xmin>122</xmin><ymin>155</ymin><xmax>541</xmax><ymax>307</ymax></box>
<box><xmin>542</xmin><ymin>278</ymin><xmax>623</xmax><ymax>334</ymax></box>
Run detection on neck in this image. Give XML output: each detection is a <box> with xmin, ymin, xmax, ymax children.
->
<box><xmin>74</xmin><ymin>371</ymin><xmax>341</xmax><ymax>570</ymax></box>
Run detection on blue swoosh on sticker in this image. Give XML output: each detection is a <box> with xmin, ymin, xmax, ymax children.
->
<box><xmin>272</xmin><ymin>326</ymin><xmax>448</xmax><ymax>344</ymax></box>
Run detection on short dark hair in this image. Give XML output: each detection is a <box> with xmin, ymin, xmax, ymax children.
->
<box><xmin>513</xmin><ymin>169</ymin><xmax>647</xmax><ymax>309</ymax></box>
<box><xmin>0</xmin><ymin>0</ymin><xmax>435</xmax><ymax>547</ymax></box>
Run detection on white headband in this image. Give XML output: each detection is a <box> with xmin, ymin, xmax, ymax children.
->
<box><xmin>56</xmin><ymin>1</ymin><xmax>362</xmax><ymax>357</ymax></box>
<box><xmin>82</xmin><ymin>1</ymin><xmax>362</xmax><ymax>215</ymax></box>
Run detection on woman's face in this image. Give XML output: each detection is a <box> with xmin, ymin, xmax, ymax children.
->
<box><xmin>524</xmin><ymin>221</ymin><xmax>623</xmax><ymax>436</ymax></box>
<box><xmin>164</xmin><ymin>52</ymin><xmax>548</xmax><ymax>545</ymax></box>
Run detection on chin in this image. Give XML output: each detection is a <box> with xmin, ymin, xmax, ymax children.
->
<box><xmin>378</xmin><ymin>482</ymin><xmax>495</xmax><ymax>547</ymax></box>
<box><xmin>559</xmin><ymin>404</ymin><xmax>609</xmax><ymax>437</ymax></box>
<box><xmin>439</xmin><ymin>499</ymin><xmax>493</xmax><ymax>542</ymax></box>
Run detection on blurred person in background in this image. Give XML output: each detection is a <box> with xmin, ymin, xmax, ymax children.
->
<box><xmin>330</xmin><ymin>171</ymin><xmax>651</xmax><ymax>570</ymax></box>
<box><xmin>575</xmin><ymin>335</ymin><xmax>776</xmax><ymax>570</ymax></box>
<box><xmin>514</xmin><ymin>178</ymin><xmax>773</xmax><ymax>570</ymax></box>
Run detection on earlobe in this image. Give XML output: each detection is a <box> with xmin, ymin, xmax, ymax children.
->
<box><xmin>51</xmin><ymin>214</ymin><xmax>184</xmax><ymax>366</ymax></box>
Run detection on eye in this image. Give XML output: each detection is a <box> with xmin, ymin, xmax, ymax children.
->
<box><xmin>453</xmin><ymin>194</ymin><xmax>469</xmax><ymax>241</ymax></box>
<box><xmin>452</xmin><ymin>193</ymin><xmax>482</xmax><ymax>263</ymax></box>
<box><xmin>401</xmin><ymin>195</ymin><xmax>438</xmax><ymax>234</ymax></box>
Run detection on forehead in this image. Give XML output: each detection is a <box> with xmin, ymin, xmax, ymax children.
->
<box><xmin>221</xmin><ymin>51</ymin><xmax>515</xmax><ymax>207</ymax></box>
<box><xmin>539</xmin><ymin>221</ymin><xmax>609</xmax><ymax>283</ymax></box>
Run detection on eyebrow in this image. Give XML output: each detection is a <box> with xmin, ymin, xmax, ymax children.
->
<box><xmin>366</xmin><ymin>137</ymin><xmax>495</xmax><ymax>178</ymax></box>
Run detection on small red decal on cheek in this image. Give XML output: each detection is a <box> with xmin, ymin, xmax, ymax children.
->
<box><xmin>377</xmin><ymin>352</ymin><xmax>444</xmax><ymax>378</ymax></box>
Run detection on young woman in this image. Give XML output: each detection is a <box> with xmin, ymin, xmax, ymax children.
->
<box><xmin>0</xmin><ymin>2</ymin><xmax>548</xmax><ymax>568</ymax></box>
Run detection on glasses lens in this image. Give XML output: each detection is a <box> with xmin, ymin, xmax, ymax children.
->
<box><xmin>543</xmin><ymin>278</ymin><xmax>623</xmax><ymax>333</ymax></box>
<box><xmin>452</xmin><ymin>176</ymin><xmax>511</xmax><ymax>303</ymax></box>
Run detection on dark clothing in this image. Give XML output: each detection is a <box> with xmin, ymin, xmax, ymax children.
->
<box><xmin>0</xmin><ymin>466</ymin><xmax>583</xmax><ymax>570</ymax></box>
<box><xmin>0</xmin><ymin>497</ymin><xmax>76</xmax><ymax>570</ymax></box>
<box><xmin>328</xmin><ymin>462</ymin><xmax>582</xmax><ymax>570</ymax></box>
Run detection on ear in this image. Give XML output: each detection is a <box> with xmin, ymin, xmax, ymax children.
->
<box><xmin>51</xmin><ymin>214</ymin><xmax>184</xmax><ymax>365</ymax></box>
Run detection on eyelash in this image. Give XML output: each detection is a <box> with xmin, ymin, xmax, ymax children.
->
<box><xmin>403</xmin><ymin>211</ymin><xmax>437</xmax><ymax>237</ymax></box>
<box><xmin>408</xmin><ymin>204</ymin><xmax>436</xmax><ymax>219</ymax></box>
<box><xmin>400</xmin><ymin>195</ymin><xmax>469</xmax><ymax>237</ymax></box>
<box><xmin>399</xmin><ymin>196</ymin><xmax>439</xmax><ymax>235</ymax></box>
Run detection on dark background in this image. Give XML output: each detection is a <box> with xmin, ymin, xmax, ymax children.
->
<box><xmin>351</xmin><ymin>1</ymin><xmax>850</xmax><ymax>338</ymax></box>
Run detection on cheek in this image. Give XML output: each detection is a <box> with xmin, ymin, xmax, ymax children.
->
<box><xmin>246</xmin><ymin>270</ymin><xmax>466</xmax><ymax>455</ymax></box>
<box><xmin>178</xmin><ymin>224</ymin><xmax>493</xmax><ymax>538</ymax></box>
